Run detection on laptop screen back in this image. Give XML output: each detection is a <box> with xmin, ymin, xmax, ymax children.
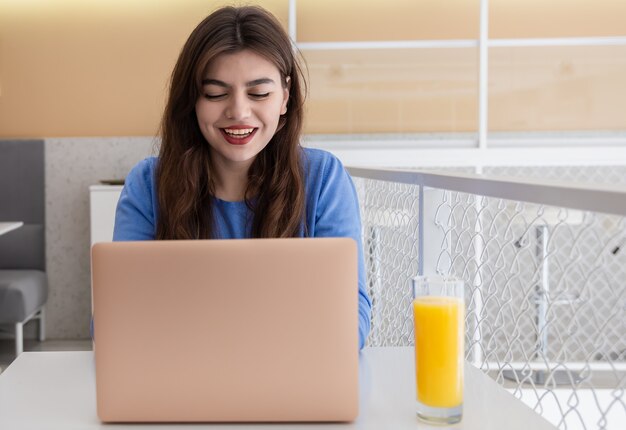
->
<box><xmin>91</xmin><ymin>238</ymin><xmax>359</xmax><ymax>422</ymax></box>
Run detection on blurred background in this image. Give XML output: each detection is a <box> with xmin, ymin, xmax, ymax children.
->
<box><xmin>0</xmin><ymin>0</ymin><xmax>624</xmax><ymax>345</ymax></box>
<box><xmin>2</xmin><ymin>0</ymin><xmax>625</xmax><ymax>137</ymax></box>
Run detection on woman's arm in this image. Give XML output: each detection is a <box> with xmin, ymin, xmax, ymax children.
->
<box><xmin>113</xmin><ymin>158</ymin><xmax>158</xmax><ymax>241</ymax></box>
<box><xmin>310</xmin><ymin>151</ymin><xmax>372</xmax><ymax>350</ymax></box>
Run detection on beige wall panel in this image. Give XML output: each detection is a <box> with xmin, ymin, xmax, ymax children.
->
<box><xmin>489</xmin><ymin>46</ymin><xmax>626</xmax><ymax>131</ymax></box>
<box><xmin>303</xmin><ymin>48</ymin><xmax>478</xmax><ymax>133</ymax></box>
<box><xmin>490</xmin><ymin>0</ymin><xmax>626</xmax><ymax>38</ymax></box>
<box><xmin>297</xmin><ymin>0</ymin><xmax>479</xmax><ymax>42</ymax></box>
<box><xmin>0</xmin><ymin>1</ymin><xmax>288</xmax><ymax>138</ymax></box>
<box><xmin>304</xmin><ymin>100</ymin><xmax>352</xmax><ymax>134</ymax></box>
<box><xmin>306</xmin><ymin>99</ymin><xmax>409</xmax><ymax>134</ymax></box>
<box><xmin>2</xmin><ymin>1</ymin><xmax>624</xmax><ymax>137</ymax></box>
<box><xmin>399</xmin><ymin>97</ymin><xmax>477</xmax><ymax>133</ymax></box>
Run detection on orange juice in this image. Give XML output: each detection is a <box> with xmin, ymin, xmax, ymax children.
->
<box><xmin>413</xmin><ymin>296</ymin><xmax>464</xmax><ymax>408</ymax></box>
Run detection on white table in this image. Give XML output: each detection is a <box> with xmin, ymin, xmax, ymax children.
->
<box><xmin>0</xmin><ymin>347</ymin><xmax>556</xmax><ymax>429</ymax></box>
<box><xmin>0</xmin><ymin>221</ymin><xmax>23</xmax><ymax>236</ymax></box>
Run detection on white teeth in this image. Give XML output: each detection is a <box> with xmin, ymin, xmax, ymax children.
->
<box><xmin>224</xmin><ymin>128</ymin><xmax>254</xmax><ymax>136</ymax></box>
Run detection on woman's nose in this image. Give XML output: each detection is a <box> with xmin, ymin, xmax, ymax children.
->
<box><xmin>225</xmin><ymin>94</ymin><xmax>251</xmax><ymax>120</ymax></box>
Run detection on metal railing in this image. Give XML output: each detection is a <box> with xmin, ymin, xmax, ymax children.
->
<box><xmin>349</xmin><ymin>166</ymin><xmax>626</xmax><ymax>430</ymax></box>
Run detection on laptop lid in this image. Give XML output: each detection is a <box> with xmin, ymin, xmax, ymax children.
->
<box><xmin>91</xmin><ymin>238</ymin><xmax>359</xmax><ymax>422</ymax></box>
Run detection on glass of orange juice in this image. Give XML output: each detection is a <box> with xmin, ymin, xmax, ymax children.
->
<box><xmin>412</xmin><ymin>275</ymin><xmax>464</xmax><ymax>424</ymax></box>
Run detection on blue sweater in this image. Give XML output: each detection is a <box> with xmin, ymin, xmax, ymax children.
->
<box><xmin>113</xmin><ymin>147</ymin><xmax>371</xmax><ymax>349</ymax></box>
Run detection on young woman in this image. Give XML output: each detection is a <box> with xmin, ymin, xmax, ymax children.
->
<box><xmin>113</xmin><ymin>5</ymin><xmax>371</xmax><ymax>349</ymax></box>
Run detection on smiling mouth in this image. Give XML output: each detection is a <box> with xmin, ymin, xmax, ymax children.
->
<box><xmin>220</xmin><ymin>127</ymin><xmax>258</xmax><ymax>145</ymax></box>
<box><xmin>222</xmin><ymin>127</ymin><xmax>256</xmax><ymax>138</ymax></box>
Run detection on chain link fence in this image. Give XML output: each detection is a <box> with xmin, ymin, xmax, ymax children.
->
<box><xmin>351</xmin><ymin>166</ymin><xmax>626</xmax><ymax>430</ymax></box>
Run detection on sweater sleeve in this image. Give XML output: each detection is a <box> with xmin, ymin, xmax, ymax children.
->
<box><xmin>113</xmin><ymin>158</ymin><xmax>158</xmax><ymax>241</ymax></box>
<box><xmin>314</xmin><ymin>154</ymin><xmax>372</xmax><ymax>350</ymax></box>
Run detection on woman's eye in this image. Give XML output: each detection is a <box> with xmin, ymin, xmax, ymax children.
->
<box><xmin>249</xmin><ymin>93</ymin><xmax>270</xmax><ymax>99</ymax></box>
<box><xmin>204</xmin><ymin>94</ymin><xmax>226</xmax><ymax>100</ymax></box>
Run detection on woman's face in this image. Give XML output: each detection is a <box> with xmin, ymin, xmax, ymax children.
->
<box><xmin>195</xmin><ymin>49</ymin><xmax>289</xmax><ymax>171</ymax></box>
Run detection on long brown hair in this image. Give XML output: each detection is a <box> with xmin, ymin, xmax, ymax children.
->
<box><xmin>156</xmin><ymin>6</ymin><xmax>307</xmax><ymax>240</ymax></box>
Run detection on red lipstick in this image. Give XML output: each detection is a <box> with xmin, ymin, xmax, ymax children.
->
<box><xmin>220</xmin><ymin>126</ymin><xmax>258</xmax><ymax>145</ymax></box>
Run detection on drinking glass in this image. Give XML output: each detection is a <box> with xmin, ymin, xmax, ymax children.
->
<box><xmin>412</xmin><ymin>275</ymin><xmax>464</xmax><ymax>424</ymax></box>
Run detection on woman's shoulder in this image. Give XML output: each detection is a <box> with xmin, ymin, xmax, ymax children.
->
<box><xmin>130</xmin><ymin>156</ymin><xmax>158</xmax><ymax>172</ymax></box>
<box><xmin>126</xmin><ymin>156</ymin><xmax>158</xmax><ymax>185</ymax></box>
<box><xmin>301</xmin><ymin>147</ymin><xmax>352</xmax><ymax>193</ymax></box>
<box><xmin>301</xmin><ymin>147</ymin><xmax>345</xmax><ymax>173</ymax></box>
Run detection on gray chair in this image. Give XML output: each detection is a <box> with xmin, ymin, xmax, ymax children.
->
<box><xmin>0</xmin><ymin>140</ymin><xmax>47</xmax><ymax>357</ymax></box>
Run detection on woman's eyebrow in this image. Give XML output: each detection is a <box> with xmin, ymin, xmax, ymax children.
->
<box><xmin>246</xmin><ymin>78</ymin><xmax>275</xmax><ymax>87</ymax></box>
<box><xmin>201</xmin><ymin>78</ymin><xmax>275</xmax><ymax>87</ymax></box>
<box><xmin>202</xmin><ymin>79</ymin><xmax>228</xmax><ymax>87</ymax></box>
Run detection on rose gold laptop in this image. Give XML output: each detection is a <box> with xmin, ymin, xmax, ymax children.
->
<box><xmin>91</xmin><ymin>238</ymin><xmax>359</xmax><ymax>423</ymax></box>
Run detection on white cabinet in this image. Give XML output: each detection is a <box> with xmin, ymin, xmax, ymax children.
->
<box><xmin>89</xmin><ymin>185</ymin><xmax>123</xmax><ymax>245</ymax></box>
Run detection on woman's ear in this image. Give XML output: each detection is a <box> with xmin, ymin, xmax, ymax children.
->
<box><xmin>281</xmin><ymin>76</ymin><xmax>291</xmax><ymax>115</ymax></box>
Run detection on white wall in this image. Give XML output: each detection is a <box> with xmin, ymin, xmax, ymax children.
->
<box><xmin>44</xmin><ymin>138</ymin><xmax>156</xmax><ymax>338</ymax></box>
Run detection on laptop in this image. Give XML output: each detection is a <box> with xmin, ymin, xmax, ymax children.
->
<box><xmin>91</xmin><ymin>238</ymin><xmax>359</xmax><ymax>423</ymax></box>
